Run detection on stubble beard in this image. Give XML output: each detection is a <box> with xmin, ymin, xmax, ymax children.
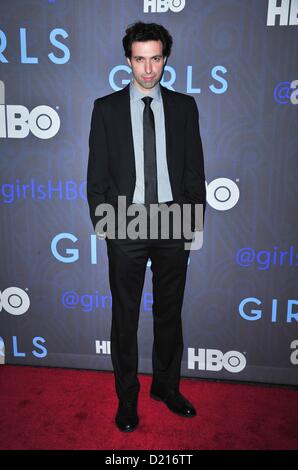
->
<box><xmin>134</xmin><ymin>72</ymin><xmax>163</xmax><ymax>91</ymax></box>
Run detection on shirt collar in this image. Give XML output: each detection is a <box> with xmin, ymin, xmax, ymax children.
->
<box><xmin>129</xmin><ymin>79</ymin><xmax>161</xmax><ymax>103</ymax></box>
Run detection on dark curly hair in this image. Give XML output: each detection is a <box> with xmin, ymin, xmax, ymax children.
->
<box><xmin>122</xmin><ymin>21</ymin><xmax>173</xmax><ymax>59</ymax></box>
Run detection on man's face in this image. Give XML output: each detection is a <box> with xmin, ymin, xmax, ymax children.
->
<box><xmin>127</xmin><ymin>40</ymin><xmax>166</xmax><ymax>93</ymax></box>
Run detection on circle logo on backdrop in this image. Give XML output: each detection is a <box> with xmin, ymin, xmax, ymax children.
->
<box><xmin>223</xmin><ymin>350</ymin><xmax>246</xmax><ymax>373</ymax></box>
<box><xmin>28</xmin><ymin>105</ymin><xmax>60</xmax><ymax>139</ymax></box>
<box><xmin>207</xmin><ymin>178</ymin><xmax>240</xmax><ymax>211</ymax></box>
<box><xmin>168</xmin><ymin>0</ymin><xmax>185</xmax><ymax>12</ymax></box>
<box><xmin>0</xmin><ymin>287</ymin><xmax>30</xmax><ymax>315</ymax></box>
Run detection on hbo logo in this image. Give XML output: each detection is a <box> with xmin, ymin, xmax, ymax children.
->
<box><xmin>144</xmin><ymin>0</ymin><xmax>186</xmax><ymax>13</ymax></box>
<box><xmin>0</xmin><ymin>287</ymin><xmax>30</xmax><ymax>315</ymax></box>
<box><xmin>206</xmin><ymin>178</ymin><xmax>240</xmax><ymax>211</ymax></box>
<box><xmin>0</xmin><ymin>104</ymin><xmax>60</xmax><ymax>139</ymax></box>
<box><xmin>188</xmin><ymin>348</ymin><xmax>246</xmax><ymax>373</ymax></box>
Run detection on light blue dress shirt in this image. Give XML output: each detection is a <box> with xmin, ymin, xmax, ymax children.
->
<box><xmin>129</xmin><ymin>80</ymin><xmax>173</xmax><ymax>204</ymax></box>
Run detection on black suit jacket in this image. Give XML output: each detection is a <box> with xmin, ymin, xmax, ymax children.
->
<box><xmin>87</xmin><ymin>83</ymin><xmax>206</xmax><ymax>232</ymax></box>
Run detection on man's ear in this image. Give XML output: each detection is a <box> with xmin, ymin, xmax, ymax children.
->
<box><xmin>127</xmin><ymin>57</ymin><xmax>132</xmax><ymax>68</ymax></box>
<box><xmin>163</xmin><ymin>56</ymin><xmax>167</xmax><ymax>65</ymax></box>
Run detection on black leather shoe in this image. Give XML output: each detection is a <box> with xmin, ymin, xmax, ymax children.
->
<box><xmin>150</xmin><ymin>388</ymin><xmax>196</xmax><ymax>418</ymax></box>
<box><xmin>115</xmin><ymin>401</ymin><xmax>139</xmax><ymax>432</ymax></box>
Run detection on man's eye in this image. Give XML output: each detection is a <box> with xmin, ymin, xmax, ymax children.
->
<box><xmin>154</xmin><ymin>57</ymin><xmax>161</xmax><ymax>62</ymax></box>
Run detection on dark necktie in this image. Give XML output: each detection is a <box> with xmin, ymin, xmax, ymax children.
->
<box><xmin>142</xmin><ymin>96</ymin><xmax>158</xmax><ymax>205</ymax></box>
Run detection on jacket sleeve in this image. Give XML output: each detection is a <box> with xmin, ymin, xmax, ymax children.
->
<box><xmin>183</xmin><ymin>96</ymin><xmax>206</xmax><ymax>230</ymax></box>
<box><xmin>87</xmin><ymin>99</ymin><xmax>110</xmax><ymax>231</ymax></box>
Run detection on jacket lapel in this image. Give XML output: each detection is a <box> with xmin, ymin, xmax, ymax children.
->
<box><xmin>116</xmin><ymin>84</ymin><xmax>136</xmax><ymax>190</ymax></box>
<box><xmin>160</xmin><ymin>84</ymin><xmax>175</xmax><ymax>172</ymax></box>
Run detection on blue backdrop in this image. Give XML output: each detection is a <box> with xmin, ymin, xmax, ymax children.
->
<box><xmin>1</xmin><ymin>0</ymin><xmax>298</xmax><ymax>385</ymax></box>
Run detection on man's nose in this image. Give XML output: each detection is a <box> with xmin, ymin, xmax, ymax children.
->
<box><xmin>144</xmin><ymin>60</ymin><xmax>152</xmax><ymax>75</ymax></box>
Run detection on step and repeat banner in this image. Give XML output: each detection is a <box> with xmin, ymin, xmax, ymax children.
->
<box><xmin>0</xmin><ymin>0</ymin><xmax>297</xmax><ymax>385</ymax></box>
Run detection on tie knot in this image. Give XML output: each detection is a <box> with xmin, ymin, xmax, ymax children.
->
<box><xmin>142</xmin><ymin>96</ymin><xmax>153</xmax><ymax>107</ymax></box>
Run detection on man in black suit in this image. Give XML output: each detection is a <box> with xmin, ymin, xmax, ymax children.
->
<box><xmin>87</xmin><ymin>22</ymin><xmax>206</xmax><ymax>432</ymax></box>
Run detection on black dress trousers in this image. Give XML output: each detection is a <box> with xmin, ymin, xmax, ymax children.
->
<box><xmin>106</xmin><ymin>210</ymin><xmax>190</xmax><ymax>403</ymax></box>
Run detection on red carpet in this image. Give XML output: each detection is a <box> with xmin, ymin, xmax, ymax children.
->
<box><xmin>0</xmin><ymin>365</ymin><xmax>297</xmax><ymax>450</ymax></box>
